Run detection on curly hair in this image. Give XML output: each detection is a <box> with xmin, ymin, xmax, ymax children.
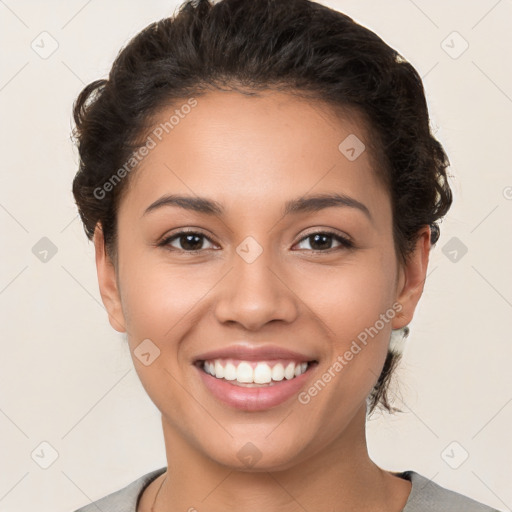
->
<box><xmin>71</xmin><ymin>0</ymin><xmax>453</xmax><ymax>415</ymax></box>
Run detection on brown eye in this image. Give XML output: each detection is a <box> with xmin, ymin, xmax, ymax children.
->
<box><xmin>160</xmin><ymin>231</ymin><xmax>216</xmax><ymax>252</ymax></box>
<box><xmin>295</xmin><ymin>231</ymin><xmax>353</xmax><ymax>252</ymax></box>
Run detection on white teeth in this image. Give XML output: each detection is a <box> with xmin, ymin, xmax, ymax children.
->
<box><xmin>202</xmin><ymin>359</ymin><xmax>310</xmax><ymax>384</ymax></box>
<box><xmin>224</xmin><ymin>362</ymin><xmax>237</xmax><ymax>380</ymax></box>
<box><xmin>214</xmin><ymin>360</ymin><xmax>224</xmax><ymax>379</ymax></box>
<box><xmin>271</xmin><ymin>363</ymin><xmax>285</xmax><ymax>381</ymax></box>
<box><xmin>254</xmin><ymin>363</ymin><xmax>272</xmax><ymax>384</ymax></box>
<box><xmin>294</xmin><ymin>362</ymin><xmax>308</xmax><ymax>378</ymax></box>
<box><xmin>284</xmin><ymin>362</ymin><xmax>295</xmax><ymax>380</ymax></box>
<box><xmin>237</xmin><ymin>362</ymin><xmax>254</xmax><ymax>383</ymax></box>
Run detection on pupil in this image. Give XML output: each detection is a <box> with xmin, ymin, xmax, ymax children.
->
<box><xmin>310</xmin><ymin>233</ymin><xmax>331</xmax><ymax>250</ymax></box>
<box><xmin>182</xmin><ymin>234</ymin><xmax>202</xmax><ymax>250</ymax></box>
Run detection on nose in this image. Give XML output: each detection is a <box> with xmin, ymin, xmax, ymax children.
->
<box><xmin>213</xmin><ymin>243</ymin><xmax>299</xmax><ymax>331</ymax></box>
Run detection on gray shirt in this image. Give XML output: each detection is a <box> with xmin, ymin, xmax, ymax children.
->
<box><xmin>72</xmin><ymin>466</ymin><xmax>500</xmax><ymax>512</ymax></box>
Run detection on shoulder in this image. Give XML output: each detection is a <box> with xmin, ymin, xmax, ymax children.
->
<box><xmin>71</xmin><ymin>467</ymin><xmax>167</xmax><ymax>512</ymax></box>
<box><xmin>402</xmin><ymin>470</ymin><xmax>501</xmax><ymax>512</ymax></box>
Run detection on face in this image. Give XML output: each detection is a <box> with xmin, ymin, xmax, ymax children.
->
<box><xmin>95</xmin><ymin>90</ymin><xmax>429</xmax><ymax>471</ymax></box>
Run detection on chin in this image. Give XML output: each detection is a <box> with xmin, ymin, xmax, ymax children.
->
<box><xmin>203</xmin><ymin>436</ymin><xmax>309</xmax><ymax>473</ymax></box>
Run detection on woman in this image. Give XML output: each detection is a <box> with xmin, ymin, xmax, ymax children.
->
<box><xmin>70</xmin><ymin>0</ymin><xmax>500</xmax><ymax>510</ymax></box>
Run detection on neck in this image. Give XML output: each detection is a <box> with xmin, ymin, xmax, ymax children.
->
<box><xmin>150</xmin><ymin>405</ymin><xmax>411</xmax><ymax>512</ymax></box>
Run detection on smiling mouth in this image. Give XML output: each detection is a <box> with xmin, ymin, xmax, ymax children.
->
<box><xmin>194</xmin><ymin>358</ymin><xmax>319</xmax><ymax>387</ymax></box>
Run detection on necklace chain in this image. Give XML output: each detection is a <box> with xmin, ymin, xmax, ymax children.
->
<box><xmin>150</xmin><ymin>474</ymin><xmax>167</xmax><ymax>512</ymax></box>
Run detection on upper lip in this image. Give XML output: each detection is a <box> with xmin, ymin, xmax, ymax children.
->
<box><xmin>194</xmin><ymin>343</ymin><xmax>317</xmax><ymax>363</ymax></box>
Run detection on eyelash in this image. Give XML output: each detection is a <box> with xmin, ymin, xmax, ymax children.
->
<box><xmin>158</xmin><ymin>229</ymin><xmax>354</xmax><ymax>254</ymax></box>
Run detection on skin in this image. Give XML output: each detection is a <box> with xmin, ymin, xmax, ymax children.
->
<box><xmin>94</xmin><ymin>90</ymin><xmax>430</xmax><ymax>512</ymax></box>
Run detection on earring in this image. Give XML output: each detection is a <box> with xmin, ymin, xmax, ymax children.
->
<box><xmin>389</xmin><ymin>326</ymin><xmax>410</xmax><ymax>354</ymax></box>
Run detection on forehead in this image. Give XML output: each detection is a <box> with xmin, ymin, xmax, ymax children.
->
<box><xmin>121</xmin><ymin>89</ymin><xmax>388</xmax><ymax>218</ymax></box>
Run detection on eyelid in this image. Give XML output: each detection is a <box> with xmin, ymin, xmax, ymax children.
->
<box><xmin>159</xmin><ymin>227</ymin><xmax>214</xmax><ymax>241</ymax></box>
<box><xmin>296</xmin><ymin>227</ymin><xmax>353</xmax><ymax>245</ymax></box>
<box><xmin>158</xmin><ymin>228</ymin><xmax>218</xmax><ymax>250</ymax></box>
<box><xmin>293</xmin><ymin>229</ymin><xmax>354</xmax><ymax>251</ymax></box>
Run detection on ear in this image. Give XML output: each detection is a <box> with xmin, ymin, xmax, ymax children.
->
<box><xmin>93</xmin><ymin>223</ymin><xmax>126</xmax><ymax>333</ymax></box>
<box><xmin>392</xmin><ymin>225</ymin><xmax>431</xmax><ymax>329</ymax></box>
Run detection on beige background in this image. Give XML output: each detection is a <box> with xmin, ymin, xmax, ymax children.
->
<box><xmin>0</xmin><ymin>1</ymin><xmax>511</xmax><ymax>511</ymax></box>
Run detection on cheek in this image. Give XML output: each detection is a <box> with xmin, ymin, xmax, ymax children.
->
<box><xmin>295</xmin><ymin>252</ymin><xmax>396</xmax><ymax>404</ymax></box>
<box><xmin>116</xmin><ymin>256</ymin><xmax>217</xmax><ymax>415</ymax></box>
<box><xmin>119</xmin><ymin>259</ymin><xmax>215</xmax><ymax>343</ymax></box>
<box><xmin>296</xmin><ymin>250</ymin><xmax>396</xmax><ymax>339</ymax></box>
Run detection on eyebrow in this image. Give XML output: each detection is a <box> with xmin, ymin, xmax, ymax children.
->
<box><xmin>142</xmin><ymin>192</ymin><xmax>372</xmax><ymax>222</ymax></box>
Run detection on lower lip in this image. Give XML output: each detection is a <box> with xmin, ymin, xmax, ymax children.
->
<box><xmin>195</xmin><ymin>362</ymin><xmax>318</xmax><ymax>411</ymax></box>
